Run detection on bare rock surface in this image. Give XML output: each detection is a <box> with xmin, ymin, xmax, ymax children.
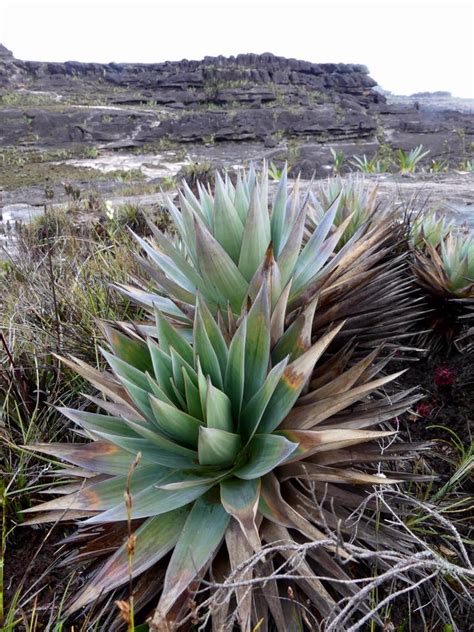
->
<box><xmin>1</xmin><ymin>46</ymin><xmax>472</xmax><ymax>173</ymax></box>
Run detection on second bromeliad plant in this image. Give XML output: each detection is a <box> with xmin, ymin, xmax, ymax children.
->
<box><xmin>27</xmin><ymin>165</ymin><xmax>434</xmax><ymax>630</ymax></box>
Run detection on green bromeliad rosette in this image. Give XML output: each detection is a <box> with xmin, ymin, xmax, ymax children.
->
<box><xmin>25</xmin><ymin>273</ymin><xmax>426</xmax><ymax>628</ymax></box>
<box><xmin>118</xmin><ymin>164</ymin><xmax>422</xmax><ymax>352</ymax></box>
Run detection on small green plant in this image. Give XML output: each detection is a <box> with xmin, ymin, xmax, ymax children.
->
<box><xmin>268</xmin><ymin>161</ymin><xmax>287</xmax><ymax>181</ymax></box>
<box><xmin>396</xmin><ymin>144</ymin><xmax>430</xmax><ymax>173</ymax></box>
<box><xmin>350</xmin><ymin>154</ymin><xmax>386</xmax><ymax>173</ymax></box>
<box><xmin>429</xmin><ymin>158</ymin><xmax>448</xmax><ymax>173</ymax></box>
<box><xmin>330</xmin><ymin>147</ymin><xmax>345</xmax><ymax>175</ymax></box>
<box><xmin>458</xmin><ymin>159</ymin><xmax>474</xmax><ymax>172</ymax></box>
<box><xmin>410</xmin><ymin>210</ymin><xmax>452</xmax><ymax>249</ymax></box>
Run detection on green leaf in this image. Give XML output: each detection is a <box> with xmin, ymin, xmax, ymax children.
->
<box><xmin>220</xmin><ymin>478</ymin><xmax>260</xmax><ymax>551</ymax></box>
<box><xmin>102</xmin><ymin>324</ymin><xmax>153</xmax><ymax>374</ymax></box>
<box><xmin>196</xmin><ymin>295</ymin><xmax>228</xmax><ymax>376</ymax></box>
<box><xmin>198</xmin><ymin>427</ymin><xmax>241</xmax><ymax>466</ymax></box>
<box><xmin>224</xmin><ymin>316</ymin><xmax>247</xmax><ymax>421</ymax></box>
<box><xmin>194</xmin><ymin>216</ymin><xmax>248</xmax><ymax>313</ymax></box>
<box><xmin>147</xmin><ymin>340</ymin><xmax>178</xmax><ymax>405</ymax></box>
<box><xmin>101</xmin><ymin>349</ymin><xmax>150</xmax><ymax>392</ymax></box>
<box><xmin>145</xmin><ymin>372</ymin><xmax>175</xmax><ymax>406</ymax></box>
<box><xmin>295</xmin><ymin>190</ymin><xmax>340</xmax><ymax>275</ymax></box>
<box><xmin>119</xmin><ymin>375</ymin><xmax>155</xmax><ymax>422</ymax></box>
<box><xmin>183</xmin><ymin>368</ymin><xmax>204</xmax><ymax>420</ymax></box>
<box><xmin>149</xmin><ymin>395</ymin><xmax>203</xmax><ymax>448</ymax></box>
<box><xmin>213</xmin><ymin>172</ymin><xmax>244</xmax><ymax>263</ymax></box>
<box><xmin>155</xmin><ymin>493</ymin><xmax>230</xmax><ymax>618</ymax></box>
<box><xmin>24</xmin><ymin>464</ymin><xmax>168</xmax><ymax>515</ymax></box>
<box><xmin>258</xmin><ymin>323</ymin><xmax>344</xmax><ymax>433</ymax></box>
<box><xmin>123</xmin><ymin>418</ymin><xmax>199</xmax><ymax>467</ymax></box>
<box><xmin>244</xmin><ymin>282</ymin><xmax>271</xmax><ymax>401</ymax></box>
<box><xmin>270</xmin><ymin>164</ymin><xmax>288</xmax><ymax>258</ymax></box>
<box><xmin>233</xmin><ymin>434</ymin><xmax>298</xmax><ymax>480</ymax></box>
<box><xmin>67</xmin><ymin>508</ymin><xmax>189</xmax><ymax>612</ymax></box>
<box><xmin>154</xmin><ymin>308</ymin><xmax>194</xmax><ymax>367</ymax></box>
<box><xmin>276</xmin><ymin>204</ymin><xmax>307</xmax><ymax>287</ymax></box>
<box><xmin>58</xmin><ymin>408</ymin><xmax>142</xmax><ymax>438</ymax></box>
<box><xmin>24</xmin><ymin>441</ymin><xmax>143</xmax><ymax>476</ymax></box>
<box><xmin>170</xmin><ymin>346</ymin><xmax>197</xmax><ymax>394</ymax></box>
<box><xmin>206</xmin><ymin>381</ymin><xmax>233</xmax><ymax>432</ymax></box>
<box><xmin>84</xmin><ymin>476</ymin><xmax>212</xmax><ymax>523</ymax></box>
<box><xmin>194</xmin><ymin>309</ymin><xmax>223</xmax><ymax>389</ymax></box>
<box><xmin>238</xmin><ymin>187</ymin><xmax>271</xmax><ymax>281</ymax></box>
<box><xmin>271</xmin><ymin>296</ymin><xmax>318</xmax><ymax>363</ymax></box>
<box><xmin>239</xmin><ymin>357</ymin><xmax>289</xmax><ymax>441</ymax></box>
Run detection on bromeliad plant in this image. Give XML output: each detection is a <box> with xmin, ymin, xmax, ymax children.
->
<box><xmin>307</xmin><ymin>176</ymin><xmax>381</xmax><ymax>249</ymax></box>
<box><xmin>25</xmin><ymin>279</ymin><xmax>424</xmax><ymax>629</ymax></box>
<box><xmin>410</xmin><ymin>210</ymin><xmax>452</xmax><ymax>249</ymax></box>
<box><xmin>119</xmin><ymin>164</ymin><xmax>423</xmax><ymax>353</ymax></box>
<box><xmin>412</xmin><ymin>231</ymin><xmax>474</xmax><ymax>351</ymax></box>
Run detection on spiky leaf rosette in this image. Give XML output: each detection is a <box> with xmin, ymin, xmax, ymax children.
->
<box><xmin>25</xmin><ymin>288</ymin><xmax>424</xmax><ymax>628</ymax></box>
<box><xmin>118</xmin><ymin>164</ymin><xmax>423</xmax><ymax>353</ymax></box>
<box><xmin>307</xmin><ymin>175</ymin><xmax>382</xmax><ymax>249</ymax></box>
<box><xmin>410</xmin><ymin>210</ymin><xmax>452</xmax><ymax>250</ymax></box>
<box><xmin>412</xmin><ymin>231</ymin><xmax>474</xmax><ymax>351</ymax></box>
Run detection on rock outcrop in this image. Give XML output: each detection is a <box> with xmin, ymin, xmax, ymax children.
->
<box><xmin>0</xmin><ymin>46</ymin><xmax>472</xmax><ymax>175</ymax></box>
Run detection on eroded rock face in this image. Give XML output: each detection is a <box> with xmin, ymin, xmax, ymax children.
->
<box><xmin>0</xmin><ymin>46</ymin><xmax>472</xmax><ymax>174</ymax></box>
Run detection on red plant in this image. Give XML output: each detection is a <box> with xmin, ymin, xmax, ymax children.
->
<box><xmin>415</xmin><ymin>401</ymin><xmax>432</xmax><ymax>418</ymax></box>
<box><xmin>434</xmin><ymin>366</ymin><xmax>456</xmax><ymax>387</ymax></box>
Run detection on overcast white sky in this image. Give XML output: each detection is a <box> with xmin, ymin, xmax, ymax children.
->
<box><xmin>1</xmin><ymin>0</ymin><xmax>473</xmax><ymax>97</ymax></box>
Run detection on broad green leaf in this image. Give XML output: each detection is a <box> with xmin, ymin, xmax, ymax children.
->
<box><xmin>206</xmin><ymin>381</ymin><xmax>233</xmax><ymax>432</ymax></box>
<box><xmin>170</xmin><ymin>346</ymin><xmax>197</xmax><ymax>394</ymax></box>
<box><xmin>183</xmin><ymin>368</ymin><xmax>203</xmax><ymax>420</ymax></box>
<box><xmin>132</xmin><ymin>232</ymin><xmax>196</xmax><ymax>293</ymax></box>
<box><xmin>270</xmin><ymin>164</ymin><xmax>288</xmax><ymax>257</ymax></box>
<box><xmin>196</xmin><ymin>295</ymin><xmax>228</xmax><ymax>376</ymax></box>
<box><xmin>24</xmin><ymin>441</ymin><xmax>139</xmax><ymax>476</ymax></box>
<box><xmin>115</xmin><ymin>284</ymin><xmax>190</xmax><ymax>323</ymax></box>
<box><xmin>123</xmin><ymin>418</ymin><xmax>199</xmax><ymax>467</ymax></box>
<box><xmin>258</xmin><ymin>323</ymin><xmax>344</xmax><ymax>433</ymax></box>
<box><xmin>197</xmin><ymin>359</ymin><xmax>209</xmax><ymax>421</ymax></box>
<box><xmin>220</xmin><ymin>478</ymin><xmax>260</xmax><ymax>551</ymax></box>
<box><xmin>295</xmin><ymin>191</ymin><xmax>341</xmax><ymax>275</ymax></box>
<box><xmin>68</xmin><ymin>508</ymin><xmax>189</xmax><ymax>612</ymax></box>
<box><xmin>233</xmin><ymin>434</ymin><xmax>298</xmax><ymax>480</ymax></box>
<box><xmin>154</xmin><ymin>308</ymin><xmax>194</xmax><ymax>366</ymax></box>
<box><xmin>277</xmin><ymin>204</ymin><xmax>307</xmax><ymax>287</ymax></box>
<box><xmin>58</xmin><ymin>408</ymin><xmax>142</xmax><ymax>438</ymax></box>
<box><xmin>119</xmin><ymin>375</ymin><xmax>155</xmax><ymax>422</ymax></box>
<box><xmin>147</xmin><ymin>340</ymin><xmax>178</xmax><ymax>405</ymax></box>
<box><xmin>224</xmin><ymin>316</ymin><xmax>247</xmax><ymax>421</ymax></box>
<box><xmin>239</xmin><ymin>357</ymin><xmax>289</xmax><ymax>441</ymax></box>
<box><xmin>271</xmin><ymin>296</ymin><xmax>318</xmax><ymax>363</ymax></box>
<box><xmin>234</xmin><ymin>171</ymin><xmax>250</xmax><ymax>222</ymax></box>
<box><xmin>85</xmin><ymin>477</ymin><xmax>212</xmax><ymax>523</ymax></box>
<box><xmin>244</xmin><ymin>282</ymin><xmax>271</xmax><ymax>401</ymax></box>
<box><xmin>145</xmin><ymin>372</ymin><xmax>175</xmax><ymax>406</ymax></box>
<box><xmin>155</xmin><ymin>493</ymin><xmax>230</xmax><ymax>618</ymax></box>
<box><xmin>194</xmin><ymin>216</ymin><xmax>248</xmax><ymax>313</ymax></box>
<box><xmin>194</xmin><ymin>309</ymin><xmax>223</xmax><ymax>389</ymax></box>
<box><xmin>102</xmin><ymin>324</ymin><xmax>153</xmax><ymax>374</ymax></box>
<box><xmin>238</xmin><ymin>187</ymin><xmax>271</xmax><ymax>281</ymax></box>
<box><xmin>149</xmin><ymin>395</ymin><xmax>203</xmax><ymax>448</ymax></box>
<box><xmin>102</xmin><ymin>349</ymin><xmax>150</xmax><ymax>392</ymax></box>
<box><xmin>198</xmin><ymin>427</ymin><xmax>241</xmax><ymax>466</ymax></box>
<box><xmin>213</xmin><ymin>172</ymin><xmax>244</xmax><ymax>263</ymax></box>
<box><xmin>24</xmin><ymin>465</ymin><xmax>168</xmax><ymax>514</ymax></box>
